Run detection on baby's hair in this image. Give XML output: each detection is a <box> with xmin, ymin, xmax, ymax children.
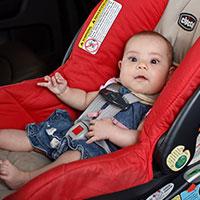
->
<box><xmin>125</xmin><ymin>31</ymin><xmax>173</xmax><ymax>65</ymax></box>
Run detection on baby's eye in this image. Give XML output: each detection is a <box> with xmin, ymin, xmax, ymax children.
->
<box><xmin>151</xmin><ymin>59</ymin><xmax>160</xmax><ymax>64</ymax></box>
<box><xmin>128</xmin><ymin>57</ymin><xmax>137</xmax><ymax>62</ymax></box>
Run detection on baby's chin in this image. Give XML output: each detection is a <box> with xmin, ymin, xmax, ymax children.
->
<box><xmin>123</xmin><ymin>81</ymin><xmax>157</xmax><ymax>95</ymax></box>
<box><xmin>128</xmin><ymin>86</ymin><xmax>149</xmax><ymax>95</ymax></box>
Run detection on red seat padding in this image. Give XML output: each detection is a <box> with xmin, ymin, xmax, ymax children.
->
<box><xmin>3</xmin><ymin>0</ymin><xmax>200</xmax><ymax>199</ymax></box>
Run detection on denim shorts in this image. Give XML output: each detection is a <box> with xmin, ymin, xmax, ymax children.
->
<box><xmin>26</xmin><ymin>109</ymin><xmax>112</xmax><ymax>160</ymax></box>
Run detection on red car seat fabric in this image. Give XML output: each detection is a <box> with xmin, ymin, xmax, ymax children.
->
<box><xmin>0</xmin><ymin>0</ymin><xmax>166</xmax><ymax>129</ymax></box>
<box><xmin>2</xmin><ymin>0</ymin><xmax>199</xmax><ymax>199</ymax></box>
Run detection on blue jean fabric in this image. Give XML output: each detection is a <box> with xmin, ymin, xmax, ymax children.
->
<box><xmin>26</xmin><ymin>101</ymin><xmax>151</xmax><ymax>160</ymax></box>
<box><xmin>114</xmin><ymin>102</ymin><xmax>151</xmax><ymax>129</ymax></box>
<box><xmin>26</xmin><ymin>109</ymin><xmax>109</xmax><ymax>160</ymax></box>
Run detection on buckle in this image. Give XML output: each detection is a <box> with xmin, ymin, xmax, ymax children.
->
<box><xmin>99</xmin><ymin>88</ymin><xmax>129</xmax><ymax>110</ymax></box>
<box><xmin>67</xmin><ymin>121</ymin><xmax>89</xmax><ymax>140</ymax></box>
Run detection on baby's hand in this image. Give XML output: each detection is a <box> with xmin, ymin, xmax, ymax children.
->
<box><xmin>37</xmin><ymin>72</ymin><xmax>67</xmax><ymax>95</ymax></box>
<box><xmin>86</xmin><ymin>119</ymin><xmax>113</xmax><ymax>144</ymax></box>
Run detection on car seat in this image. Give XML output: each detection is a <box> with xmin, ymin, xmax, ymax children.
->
<box><xmin>0</xmin><ymin>0</ymin><xmax>200</xmax><ymax>199</ymax></box>
<box><xmin>90</xmin><ymin>88</ymin><xmax>200</xmax><ymax>200</ymax></box>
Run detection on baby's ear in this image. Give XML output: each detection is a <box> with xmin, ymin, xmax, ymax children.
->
<box><xmin>170</xmin><ymin>65</ymin><xmax>177</xmax><ymax>74</ymax></box>
<box><xmin>168</xmin><ymin>65</ymin><xmax>177</xmax><ymax>80</ymax></box>
<box><xmin>118</xmin><ymin>60</ymin><xmax>122</xmax><ymax>69</ymax></box>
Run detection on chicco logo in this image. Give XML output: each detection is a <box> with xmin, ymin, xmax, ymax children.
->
<box><xmin>178</xmin><ymin>13</ymin><xmax>197</xmax><ymax>31</ymax></box>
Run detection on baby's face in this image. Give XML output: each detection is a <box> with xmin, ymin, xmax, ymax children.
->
<box><xmin>119</xmin><ymin>34</ymin><xmax>171</xmax><ymax>95</ymax></box>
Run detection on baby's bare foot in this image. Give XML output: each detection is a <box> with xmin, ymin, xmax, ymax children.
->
<box><xmin>0</xmin><ymin>160</ymin><xmax>30</xmax><ymax>189</ymax></box>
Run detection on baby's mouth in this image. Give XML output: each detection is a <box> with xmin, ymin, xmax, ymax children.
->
<box><xmin>134</xmin><ymin>75</ymin><xmax>148</xmax><ymax>81</ymax></box>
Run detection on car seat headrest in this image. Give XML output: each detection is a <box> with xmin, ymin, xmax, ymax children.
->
<box><xmin>155</xmin><ymin>0</ymin><xmax>200</xmax><ymax>66</ymax></box>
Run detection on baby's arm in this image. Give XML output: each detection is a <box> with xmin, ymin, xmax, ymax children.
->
<box><xmin>37</xmin><ymin>72</ymin><xmax>98</xmax><ymax>111</ymax></box>
<box><xmin>87</xmin><ymin>119</ymin><xmax>144</xmax><ymax>147</ymax></box>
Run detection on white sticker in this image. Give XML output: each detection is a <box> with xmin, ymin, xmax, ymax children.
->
<box><xmin>146</xmin><ymin>183</ymin><xmax>174</xmax><ymax>200</ymax></box>
<box><xmin>79</xmin><ymin>0</ymin><xmax>122</xmax><ymax>54</ymax></box>
<box><xmin>189</xmin><ymin>133</ymin><xmax>200</xmax><ymax>165</ymax></box>
<box><xmin>46</xmin><ymin>127</ymin><xmax>57</xmax><ymax>136</ymax></box>
<box><xmin>50</xmin><ymin>138</ymin><xmax>60</xmax><ymax>148</ymax></box>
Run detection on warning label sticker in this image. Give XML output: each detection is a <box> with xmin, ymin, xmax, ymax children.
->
<box><xmin>79</xmin><ymin>0</ymin><xmax>122</xmax><ymax>54</ymax></box>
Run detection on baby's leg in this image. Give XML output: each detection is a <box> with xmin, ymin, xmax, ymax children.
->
<box><xmin>0</xmin><ymin>129</ymin><xmax>33</xmax><ymax>151</ymax></box>
<box><xmin>0</xmin><ymin>150</ymin><xmax>81</xmax><ymax>189</ymax></box>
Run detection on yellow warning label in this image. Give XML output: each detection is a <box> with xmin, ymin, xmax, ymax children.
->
<box><xmin>79</xmin><ymin>0</ymin><xmax>108</xmax><ymax>48</ymax></box>
<box><xmin>78</xmin><ymin>0</ymin><xmax>122</xmax><ymax>54</ymax></box>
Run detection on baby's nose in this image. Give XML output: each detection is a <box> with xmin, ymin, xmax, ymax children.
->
<box><xmin>137</xmin><ymin>62</ymin><xmax>148</xmax><ymax>70</ymax></box>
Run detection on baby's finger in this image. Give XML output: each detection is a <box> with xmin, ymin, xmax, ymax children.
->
<box><xmin>89</xmin><ymin>124</ymin><xmax>97</xmax><ymax>131</ymax></box>
<box><xmin>44</xmin><ymin>75</ymin><xmax>51</xmax><ymax>81</ymax></box>
<box><xmin>51</xmin><ymin>76</ymin><xmax>58</xmax><ymax>87</ymax></box>
<box><xmin>90</xmin><ymin>120</ymin><xmax>96</xmax><ymax>125</ymax></box>
<box><xmin>87</xmin><ymin>131</ymin><xmax>94</xmax><ymax>137</ymax></box>
<box><xmin>0</xmin><ymin>169</ymin><xmax>8</xmax><ymax>176</ymax></box>
<box><xmin>55</xmin><ymin>72</ymin><xmax>64</xmax><ymax>83</ymax></box>
<box><xmin>37</xmin><ymin>82</ymin><xmax>50</xmax><ymax>87</ymax></box>
<box><xmin>37</xmin><ymin>75</ymin><xmax>51</xmax><ymax>86</ymax></box>
<box><xmin>86</xmin><ymin>136</ymin><xmax>98</xmax><ymax>144</ymax></box>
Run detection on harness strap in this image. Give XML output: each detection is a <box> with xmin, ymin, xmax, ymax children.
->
<box><xmin>97</xmin><ymin>93</ymin><xmax>139</xmax><ymax>120</ymax></box>
<box><xmin>66</xmin><ymin>83</ymin><xmax>140</xmax><ymax>154</ymax></box>
<box><xmin>75</xmin><ymin>93</ymin><xmax>113</xmax><ymax>153</ymax></box>
<box><xmin>76</xmin><ymin>94</ymin><xmax>106</xmax><ymax>123</ymax></box>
